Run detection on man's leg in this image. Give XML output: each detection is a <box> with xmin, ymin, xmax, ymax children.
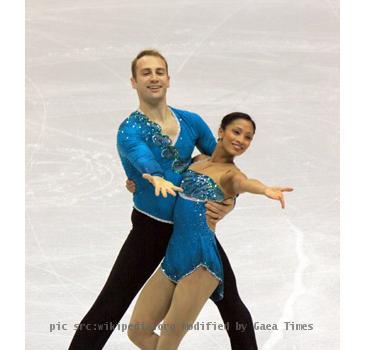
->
<box><xmin>68</xmin><ymin>209</ymin><xmax>173</xmax><ymax>350</ymax></box>
<box><xmin>213</xmin><ymin>239</ymin><xmax>258</xmax><ymax>350</ymax></box>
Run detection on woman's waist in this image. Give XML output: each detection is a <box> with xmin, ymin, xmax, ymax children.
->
<box><xmin>174</xmin><ymin>198</ymin><xmax>215</xmax><ymax>229</ymax></box>
<box><xmin>178</xmin><ymin>192</ymin><xmax>207</xmax><ymax>203</ymax></box>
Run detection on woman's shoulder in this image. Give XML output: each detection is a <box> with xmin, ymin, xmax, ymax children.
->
<box><xmin>223</xmin><ymin>164</ymin><xmax>247</xmax><ymax>181</ymax></box>
<box><xmin>191</xmin><ymin>154</ymin><xmax>210</xmax><ymax>163</ymax></box>
<box><xmin>219</xmin><ymin>165</ymin><xmax>247</xmax><ymax>197</ymax></box>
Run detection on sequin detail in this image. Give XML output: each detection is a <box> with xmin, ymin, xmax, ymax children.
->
<box><xmin>161</xmin><ymin>169</ymin><xmax>225</xmax><ymax>301</ymax></box>
<box><xmin>129</xmin><ymin>110</ymin><xmax>190</xmax><ymax>173</ymax></box>
<box><xmin>180</xmin><ymin>169</ymin><xmax>225</xmax><ymax>202</ymax></box>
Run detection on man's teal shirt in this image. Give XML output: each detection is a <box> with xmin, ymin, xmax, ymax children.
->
<box><xmin>117</xmin><ymin>107</ymin><xmax>216</xmax><ymax>223</ymax></box>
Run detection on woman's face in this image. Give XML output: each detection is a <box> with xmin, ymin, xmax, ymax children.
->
<box><xmin>218</xmin><ymin>119</ymin><xmax>255</xmax><ymax>156</ymax></box>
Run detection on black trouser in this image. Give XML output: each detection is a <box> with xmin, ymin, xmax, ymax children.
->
<box><xmin>69</xmin><ymin>209</ymin><xmax>257</xmax><ymax>350</ymax></box>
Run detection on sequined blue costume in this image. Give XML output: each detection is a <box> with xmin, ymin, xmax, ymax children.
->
<box><xmin>161</xmin><ymin>169</ymin><xmax>225</xmax><ymax>301</ymax></box>
<box><xmin>117</xmin><ymin>107</ymin><xmax>216</xmax><ymax>223</ymax></box>
<box><xmin>117</xmin><ymin>107</ymin><xmax>225</xmax><ymax>300</ymax></box>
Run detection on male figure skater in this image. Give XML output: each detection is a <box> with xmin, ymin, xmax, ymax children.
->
<box><xmin>69</xmin><ymin>49</ymin><xmax>257</xmax><ymax>350</ymax></box>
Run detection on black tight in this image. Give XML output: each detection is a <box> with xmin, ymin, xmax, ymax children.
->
<box><xmin>69</xmin><ymin>209</ymin><xmax>257</xmax><ymax>349</ymax></box>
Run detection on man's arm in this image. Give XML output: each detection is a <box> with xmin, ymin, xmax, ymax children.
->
<box><xmin>141</xmin><ymin>174</ymin><xmax>183</xmax><ymax>198</ymax></box>
<box><xmin>117</xmin><ymin>120</ymin><xmax>164</xmax><ymax>177</ymax></box>
<box><xmin>205</xmin><ymin>198</ymin><xmax>235</xmax><ymax>231</ymax></box>
<box><xmin>192</xmin><ymin>113</ymin><xmax>217</xmax><ymax>156</ymax></box>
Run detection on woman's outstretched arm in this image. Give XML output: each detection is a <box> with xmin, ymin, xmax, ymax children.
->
<box><xmin>229</xmin><ymin>172</ymin><xmax>293</xmax><ymax>209</ymax></box>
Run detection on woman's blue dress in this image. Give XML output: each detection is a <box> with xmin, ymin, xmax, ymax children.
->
<box><xmin>161</xmin><ymin>169</ymin><xmax>225</xmax><ymax>301</ymax></box>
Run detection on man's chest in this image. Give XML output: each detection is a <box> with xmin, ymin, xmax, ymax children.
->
<box><xmin>159</xmin><ymin>118</ymin><xmax>179</xmax><ymax>141</ymax></box>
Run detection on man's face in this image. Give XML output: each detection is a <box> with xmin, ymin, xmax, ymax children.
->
<box><xmin>131</xmin><ymin>55</ymin><xmax>170</xmax><ymax>104</ymax></box>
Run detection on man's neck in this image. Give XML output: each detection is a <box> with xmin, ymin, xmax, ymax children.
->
<box><xmin>139</xmin><ymin>100</ymin><xmax>171</xmax><ymax>123</ymax></box>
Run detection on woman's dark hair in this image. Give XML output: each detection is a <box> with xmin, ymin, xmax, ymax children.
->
<box><xmin>220</xmin><ymin>112</ymin><xmax>256</xmax><ymax>134</ymax></box>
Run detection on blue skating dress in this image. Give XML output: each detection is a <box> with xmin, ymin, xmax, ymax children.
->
<box><xmin>161</xmin><ymin>169</ymin><xmax>225</xmax><ymax>301</ymax></box>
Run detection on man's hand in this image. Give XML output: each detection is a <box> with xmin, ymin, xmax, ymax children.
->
<box><xmin>205</xmin><ymin>197</ymin><xmax>235</xmax><ymax>230</ymax></box>
<box><xmin>125</xmin><ymin>179</ymin><xmax>136</xmax><ymax>193</ymax></box>
<box><xmin>142</xmin><ymin>174</ymin><xmax>183</xmax><ymax>198</ymax></box>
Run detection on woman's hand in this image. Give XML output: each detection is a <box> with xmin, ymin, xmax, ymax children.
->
<box><xmin>142</xmin><ymin>174</ymin><xmax>183</xmax><ymax>198</ymax></box>
<box><xmin>264</xmin><ymin>187</ymin><xmax>294</xmax><ymax>209</ymax></box>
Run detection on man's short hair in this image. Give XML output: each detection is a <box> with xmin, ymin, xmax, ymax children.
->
<box><xmin>131</xmin><ymin>49</ymin><xmax>169</xmax><ymax>79</ymax></box>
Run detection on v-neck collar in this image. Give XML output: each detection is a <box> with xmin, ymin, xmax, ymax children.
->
<box><xmin>137</xmin><ymin>106</ymin><xmax>181</xmax><ymax>146</ymax></box>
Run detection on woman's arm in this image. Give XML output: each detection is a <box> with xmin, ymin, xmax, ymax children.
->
<box><xmin>232</xmin><ymin>173</ymin><xmax>266</xmax><ymax>194</ymax></box>
<box><xmin>230</xmin><ymin>172</ymin><xmax>293</xmax><ymax>209</ymax></box>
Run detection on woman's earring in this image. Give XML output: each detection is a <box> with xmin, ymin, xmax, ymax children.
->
<box><xmin>217</xmin><ymin>137</ymin><xmax>222</xmax><ymax>141</ymax></box>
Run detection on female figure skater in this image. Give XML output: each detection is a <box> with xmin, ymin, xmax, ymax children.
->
<box><xmin>127</xmin><ymin>112</ymin><xmax>293</xmax><ymax>349</ymax></box>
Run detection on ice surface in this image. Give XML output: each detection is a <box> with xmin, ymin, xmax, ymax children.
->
<box><xmin>26</xmin><ymin>0</ymin><xmax>339</xmax><ymax>349</ymax></box>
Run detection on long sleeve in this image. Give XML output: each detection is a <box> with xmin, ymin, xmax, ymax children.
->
<box><xmin>117</xmin><ymin>120</ymin><xmax>164</xmax><ymax>177</ymax></box>
<box><xmin>115</xmin><ymin>107</ymin><xmax>214</xmax><ymax>223</ymax></box>
<box><xmin>193</xmin><ymin>113</ymin><xmax>217</xmax><ymax>156</ymax></box>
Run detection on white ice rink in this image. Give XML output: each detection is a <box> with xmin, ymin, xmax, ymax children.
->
<box><xmin>26</xmin><ymin>0</ymin><xmax>339</xmax><ymax>349</ymax></box>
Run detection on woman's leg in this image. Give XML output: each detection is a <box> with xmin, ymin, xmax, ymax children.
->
<box><xmin>156</xmin><ymin>267</ymin><xmax>219</xmax><ymax>350</ymax></box>
<box><xmin>128</xmin><ymin>269</ymin><xmax>175</xmax><ymax>349</ymax></box>
<box><xmin>69</xmin><ymin>210</ymin><xmax>173</xmax><ymax>350</ymax></box>
<box><xmin>214</xmin><ymin>238</ymin><xmax>258</xmax><ymax>350</ymax></box>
